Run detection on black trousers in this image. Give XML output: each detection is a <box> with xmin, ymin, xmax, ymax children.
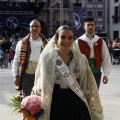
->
<box><xmin>112</xmin><ymin>50</ymin><xmax>120</xmax><ymax>60</ymax></box>
<box><xmin>93</xmin><ymin>72</ymin><xmax>102</xmax><ymax>90</ymax></box>
<box><xmin>21</xmin><ymin>73</ymin><xmax>35</xmax><ymax>98</ymax></box>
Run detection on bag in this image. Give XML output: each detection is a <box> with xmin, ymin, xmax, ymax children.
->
<box><xmin>15</xmin><ymin>82</ymin><xmax>22</xmax><ymax>91</ymax></box>
<box><xmin>16</xmin><ymin>90</ymin><xmax>23</xmax><ymax>101</ymax></box>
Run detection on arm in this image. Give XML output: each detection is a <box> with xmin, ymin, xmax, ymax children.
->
<box><xmin>101</xmin><ymin>40</ymin><xmax>112</xmax><ymax>84</ymax></box>
<box><xmin>12</xmin><ymin>41</ymin><xmax>21</xmax><ymax>86</ymax></box>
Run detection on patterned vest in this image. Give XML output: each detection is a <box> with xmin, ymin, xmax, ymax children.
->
<box><xmin>18</xmin><ymin>33</ymin><xmax>48</xmax><ymax>80</ymax></box>
<box><xmin>78</xmin><ymin>38</ymin><xmax>102</xmax><ymax>69</ymax></box>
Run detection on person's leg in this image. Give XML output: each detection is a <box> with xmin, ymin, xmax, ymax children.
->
<box><xmin>119</xmin><ymin>50</ymin><xmax>120</xmax><ymax>64</ymax></box>
<box><xmin>112</xmin><ymin>50</ymin><xmax>117</xmax><ymax>65</ymax></box>
<box><xmin>9</xmin><ymin>58</ymin><xmax>11</xmax><ymax>65</ymax></box>
<box><xmin>6</xmin><ymin>54</ymin><xmax>9</xmax><ymax>67</ymax></box>
<box><xmin>21</xmin><ymin>73</ymin><xmax>35</xmax><ymax>98</ymax></box>
<box><xmin>93</xmin><ymin>72</ymin><xmax>102</xmax><ymax>90</ymax></box>
<box><xmin>0</xmin><ymin>59</ymin><xmax>1</xmax><ymax>68</ymax></box>
<box><xmin>0</xmin><ymin>58</ymin><xmax>3</xmax><ymax>68</ymax></box>
<box><xmin>116</xmin><ymin>50</ymin><xmax>120</xmax><ymax>65</ymax></box>
<box><xmin>109</xmin><ymin>51</ymin><xmax>112</xmax><ymax>62</ymax></box>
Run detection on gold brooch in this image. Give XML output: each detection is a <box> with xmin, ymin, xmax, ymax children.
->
<box><xmin>56</xmin><ymin>59</ymin><xmax>62</xmax><ymax>66</ymax></box>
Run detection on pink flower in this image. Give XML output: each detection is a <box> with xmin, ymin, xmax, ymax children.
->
<box><xmin>21</xmin><ymin>95</ymin><xmax>42</xmax><ymax>115</ymax></box>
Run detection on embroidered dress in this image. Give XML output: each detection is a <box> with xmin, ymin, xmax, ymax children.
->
<box><xmin>50</xmin><ymin>55</ymin><xmax>91</xmax><ymax>120</ymax></box>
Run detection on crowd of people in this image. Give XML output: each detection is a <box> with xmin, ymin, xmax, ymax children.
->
<box><xmin>106</xmin><ymin>38</ymin><xmax>120</xmax><ymax>65</ymax></box>
<box><xmin>1</xmin><ymin>17</ymin><xmax>118</xmax><ymax>120</ymax></box>
<box><xmin>0</xmin><ymin>34</ymin><xmax>21</xmax><ymax>68</ymax></box>
<box><xmin>0</xmin><ymin>38</ymin><xmax>13</xmax><ymax>68</ymax></box>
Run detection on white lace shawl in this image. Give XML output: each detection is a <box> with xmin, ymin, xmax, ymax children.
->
<box><xmin>33</xmin><ymin>35</ymin><xmax>104</xmax><ymax>120</ymax></box>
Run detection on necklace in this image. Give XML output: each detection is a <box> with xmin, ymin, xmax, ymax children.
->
<box><xmin>58</xmin><ymin>52</ymin><xmax>72</xmax><ymax>64</ymax></box>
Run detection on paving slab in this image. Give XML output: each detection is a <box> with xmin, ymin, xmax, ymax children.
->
<box><xmin>0</xmin><ymin>65</ymin><xmax>120</xmax><ymax>120</ymax></box>
<box><xmin>0</xmin><ymin>66</ymin><xmax>23</xmax><ymax>120</ymax></box>
<box><xmin>99</xmin><ymin>65</ymin><xmax>120</xmax><ymax>120</ymax></box>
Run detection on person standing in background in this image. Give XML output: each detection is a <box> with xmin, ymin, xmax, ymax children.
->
<box><xmin>4</xmin><ymin>50</ymin><xmax>9</xmax><ymax>67</ymax></box>
<box><xmin>76</xmin><ymin>17</ymin><xmax>112</xmax><ymax>89</ymax></box>
<box><xmin>112</xmin><ymin>38</ymin><xmax>120</xmax><ymax>65</ymax></box>
<box><xmin>9</xmin><ymin>48</ymin><xmax>14</xmax><ymax>66</ymax></box>
<box><xmin>12</xmin><ymin>19</ymin><xmax>48</xmax><ymax>98</ymax></box>
<box><xmin>106</xmin><ymin>38</ymin><xmax>113</xmax><ymax>62</ymax></box>
<box><xmin>0</xmin><ymin>47</ymin><xmax>4</xmax><ymax>68</ymax></box>
<box><xmin>1</xmin><ymin>38</ymin><xmax>11</xmax><ymax>53</ymax></box>
<box><xmin>11</xmin><ymin>35</ymin><xmax>19</xmax><ymax>56</ymax></box>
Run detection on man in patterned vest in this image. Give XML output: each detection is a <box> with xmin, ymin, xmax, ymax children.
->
<box><xmin>76</xmin><ymin>17</ymin><xmax>112</xmax><ymax>89</ymax></box>
<box><xmin>12</xmin><ymin>19</ymin><xmax>48</xmax><ymax>97</ymax></box>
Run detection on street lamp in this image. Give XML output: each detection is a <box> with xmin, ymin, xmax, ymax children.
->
<box><xmin>96</xmin><ymin>24</ymin><xmax>103</xmax><ymax>36</ymax></box>
<box><xmin>60</xmin><ymin>0</ymin><xmax>63</xmax><ymax>26</ymax></box>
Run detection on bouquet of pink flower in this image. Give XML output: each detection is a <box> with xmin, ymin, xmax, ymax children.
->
<box><xmin>10</xmin><ymin>95</ymin><xmax>45</xmax><ymax>120</ymax></box>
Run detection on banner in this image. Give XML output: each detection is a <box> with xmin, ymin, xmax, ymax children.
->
<box><xmin>73</xmin><ymin>7</ymin><xmax>86</xmax><ymax>38</ymax></box>
<box><xmin>0</xmin><ymin>11</ymin><xmax>37</xmax><ymax>38</ymax></box>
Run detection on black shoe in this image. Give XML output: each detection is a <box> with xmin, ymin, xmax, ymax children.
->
<box><xmin>112</xmin><ymin>62</ymin><xmax>115</xmax><ymax>65</ymax></box>
<box><xmin>117</xmin><ymin>62</ymin><xmax>120</xmax><ymax>65</ymax></box>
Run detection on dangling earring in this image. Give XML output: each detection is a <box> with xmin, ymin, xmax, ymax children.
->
<box><xmin>56</xmin><ymin>42</ymin><xmax>59</xmax><ymax>48</ymax></box>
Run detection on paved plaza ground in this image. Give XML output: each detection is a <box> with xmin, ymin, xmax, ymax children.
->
<box><xmin>0</xmin><ymin>65</ymin><xmax>120</xmax><ymax>120</ymax></box>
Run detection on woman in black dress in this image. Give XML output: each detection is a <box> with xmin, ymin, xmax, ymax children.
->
<box><xmin>33</xmin><ymin>25</ymin><xmax>104</xmax><ymax>120</ymax></box>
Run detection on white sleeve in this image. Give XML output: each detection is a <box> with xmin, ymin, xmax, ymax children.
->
<box><xmin>75</xmin><ymin>39</ymin><xmax>78</xmax><ymax>44</ymax></box>
<box><xmin>101</xmin><ymin>40</ymin><xmax>112</xmax><ymax>76</ymax></box>
<box><xmin>12</xmin><ymin>41</ymin><xmax>21</xmax><ymax>77</ymax></box>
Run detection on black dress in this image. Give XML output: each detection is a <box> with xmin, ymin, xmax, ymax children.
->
<box><xmin>50</xmin><ymin>84</ymin><xmax>91</xmax><ymax>120</ymax></box>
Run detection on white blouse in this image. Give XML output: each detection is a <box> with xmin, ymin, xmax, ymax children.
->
<box><xmin>12</xmin><ymin>36</ymin><xmax>44</xmax><ymax>76</ymax></box>
<box><xmin>55</xmin><ymin>54</ymin><xmax>80</xmax><ymax>89</ymax></box>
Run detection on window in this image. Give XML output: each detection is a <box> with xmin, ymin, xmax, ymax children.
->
<box><xmin>114</xmin><ymin>0</ymin><xmax>119</xmax><ymax>2</ymax></box>
<box><xmin>88</xmin><ymin>0</ymin><xmax>93</xmax><ymax>2</ymax></box>
<box><xmin>113</xmin><ymin>6</ymin><xmax>119</xmax><ymax>23</ymax></box>
<box><xmin>119</xmin><ymin>3</ymin><xmax>120</xmax><ymax>22</ymax></box>
<box><xmin>98</xmin><ymin>0</ymin><xmax>103</xmax><ymax>2</ymax></box>
<box><xmin>87</xmin><ymin>11</ymin><xmax>93</xmax><ymax>16</ymax></box>
<box><xmin>97</xmin><ymin>11</ymin><xmax>103</xmax><ymax>16</ymax></box>
<box><xmin>113</xmin><ymin>31</ymin><xmax>119</xmax><ymax>40</ymax></box>
<box><xmin>115</xmin><ymin>6</ymin><xmax>118</xmax><ymax>15</ymax></box>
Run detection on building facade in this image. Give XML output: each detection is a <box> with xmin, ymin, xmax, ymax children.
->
<box><xmin>83</xmin><ymin>0</ymin><xmax>108</xmax><ymax>38</ymax></box>
<box><xmin>110</xmin><ymin>0</ymin><xmax>120</xmax><ymax>40</ymax></box>
<box><xmin>0</xmin><ymin>0</ymin><xmax>110</xmax><ymax>39</ymax></box>
<box><xmin>40</xmin><ymin>0</ymin><xmax>83</xmax><ymax>37</ymax></box>
<box><xmin>0</xmin><ymin>0</ymin><xmax>83</xmax><ymax>38</ymax></box>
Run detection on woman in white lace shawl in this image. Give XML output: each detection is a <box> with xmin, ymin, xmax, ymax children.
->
<box><xmin>33</xmin><ymin>25</ymin><xmax>104</xmax><ymax>120</ymax></box>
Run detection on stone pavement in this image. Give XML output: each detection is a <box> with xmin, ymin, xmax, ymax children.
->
<box><xmin>0</xmin><ymin>66</ymin><xmax>23</xmax><ymax>120</ymax></box>
<box><xmin>0</xmin><ymin>65</ymin><xmax>120</xmax><ymax>120</ymax></box>
<box><xmin>99</xmin><ymin>65</ymin><xmax>120</xmax><ymax>120</ymax></box>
